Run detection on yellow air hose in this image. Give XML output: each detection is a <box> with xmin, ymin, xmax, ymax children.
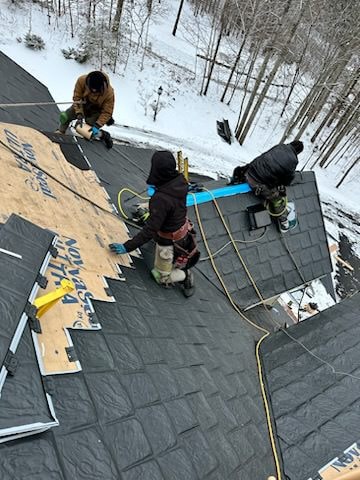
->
<box><xmin>117</xmin><ymin>188</ymin><xmax>150</xmax><ymax>220</ymax></box>
<box><xmin>190</xmin><ymin>190</ymin><xmax>282</xmax><ymax>480</ymax></box>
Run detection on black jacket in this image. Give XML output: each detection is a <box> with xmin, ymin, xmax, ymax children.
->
<box><xmin>246</xmin><ymin>144</ymin><xmax>298</xmax><ymax>188</ymax></box>
<box><xmin>124</xmin><ymin>152</ymin><xmax>188</xmax><ymax>252</ymax></box>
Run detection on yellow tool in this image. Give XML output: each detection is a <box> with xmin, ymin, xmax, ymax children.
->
<box><xmin>177</xmin><ymin>150</ymin><xmax>189</xmax><ymax>181</ymax></box>
<box><xmin>34</xmin><ymin>279</ymin><xmax>75</xmax><ymax>318</ymax></box>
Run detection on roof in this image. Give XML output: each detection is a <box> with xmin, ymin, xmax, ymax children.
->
<box><xmin>0</xmin><ymin>214</ymin><xmax>58</xmax><ymax>442</ymax></box>
<box><xmin>0</xmin><ymin>50</ymin><xmax>277</xmax><ymax>479</ymax></box>
<box><xmin>260</xmin><ymin>292</ymin><xmax>360</xmax><ymax>479</ymax></box>
<box><xmin>0</xmin><ymin>51</ymin><xmax>58</xmax><ymax>131</ymax></box>
<box><xmin>0</xmin><ymin>242</ymin><xmax>279</xmax><ymax>478</ymax></box>
<box><xmin>82</xmin><ymin>137</ymin><xmax>333</xmax><ymax>309</ymax></box>
<box><xmin>0</xmin><ymin>49</ymin><xmax>341</xmax><ymax>479</ymax></box>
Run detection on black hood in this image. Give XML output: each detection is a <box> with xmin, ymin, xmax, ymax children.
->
<box><xmin>147</xmin><ymin>151</ymin><xmax>179</xmax><ymax>187</ymax></box>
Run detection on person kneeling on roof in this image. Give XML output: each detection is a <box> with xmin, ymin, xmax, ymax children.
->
<box><xmin>57</xmin><ymin>71</ymin><xmax>114</xmax><ymax>149</ymax></box>
<box><xmin>109</xmin><ymin>150</ymin><xmax>200</xmax><ymax>298</ymax></box>
<box><xmin>230</xmin><ymin>140</ymin><xmax>304</xmax><ymax>231</ymax></box>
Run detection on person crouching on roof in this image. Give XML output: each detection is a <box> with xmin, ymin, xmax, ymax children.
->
<box><xmin>109</xmin><ymin>151</ymin><xmax>200</xmax><ymax>297</ymax></box>
<box><xmin>230</xmin><ymin>140</ymin><xmax>304</xmax><ymax>231</ymax></box>
<box><xmin>57</xmin><ymin>71</ymin><xmax>114</xmax><ymax>149</ymax></box>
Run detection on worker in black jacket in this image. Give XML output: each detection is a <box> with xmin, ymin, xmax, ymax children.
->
<box><xmin>109</xmin><ymin>150</ymin><xmax>199</xmax><ymax>297</ymax></box>
<box><xmin>230</xmin><ymin>140</ymin><xmax>304</xmax><ymax>231</ymax></box>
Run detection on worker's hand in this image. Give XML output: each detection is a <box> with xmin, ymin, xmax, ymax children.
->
<box><xmin>91</xmin><ymin>123</ymin><xmax>101</xmax><ymax>138</ymax></box>
<box><xmin>109</xmin><ymin>243</ymin><xmax>127</xmax><ymax>254</ymax></box>
<box><xmin>75</xmin><ymin>113</ymin><xmax>84</xmax><ymax>128</ymax></box>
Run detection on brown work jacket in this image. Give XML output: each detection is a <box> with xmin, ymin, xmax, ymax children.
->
<box><xmin>73</xmin><ymin>73</ymin><xmax>115</xmax><ymax>127</ymax></box>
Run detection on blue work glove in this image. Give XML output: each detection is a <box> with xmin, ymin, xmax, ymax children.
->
<box><xmin>109</xmin><ymin>243</ymin><xmax>127</xmax><ymax>254</ymax></box>
<box><xmin>91</xmin><ymin>125</ymin><xmax>101</xmax><ymax>138</ymax></box>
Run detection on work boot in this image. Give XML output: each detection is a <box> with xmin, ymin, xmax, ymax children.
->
<box><xmin>182</xmin><ymin>270</ymin><xmax>195</xmax><ymax>298</ymax></box>
<box><xmin>279</xmin><ymin>219</ymin><xmax>290</xmax><ymax>232</ymax></box>
<box><xmin>102</xmin><ymin>130</ymin><xmax>113</xmax><ymax>149</ymax></box>
<box><xmin>151</xmin><ymin>269</ymin><xmax>174</xmax><ymax>288</ymax></box>
<box><xmin>279</xmin><ymin>203</ymin><xmax>297</xmax><ymax>233</ymax></box>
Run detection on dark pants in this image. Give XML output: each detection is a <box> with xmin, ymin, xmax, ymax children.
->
<box><xmin>246</xmin><ymin>174</ymin><xmax>288</xmax><ymax>222</ymax></box>
<box><xmin>59</xmin><ymin>104</ymin><xmax>101</xmax><ymax>133</ymax></box>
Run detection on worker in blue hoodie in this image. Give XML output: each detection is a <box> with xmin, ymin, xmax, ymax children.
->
<box><xmin>109</xmin><ymin>150</ymin><xmax>199</xmax><ymax>297</ymax></box>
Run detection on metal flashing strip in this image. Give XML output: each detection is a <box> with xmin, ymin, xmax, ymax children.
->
<box><xmin>72</xmin><ymin>133</ymin><xmax>92</xmax><ymax>169</ymax></box>
<box><xmin>0</xmin><ymin>247</ymin><xmax>22</xmax><ymax>259</ymax></box>
<box><xmin>0</xmin><ymin>241</ymin><xmax>58</xmax><ymax>393</ymax></box>
<box><xmin>0</xmin><ymin>366</ymin><xmax>7</xmax><ymax>395</ymax></box>
<box><xmin>0</xmin><ymin>229</ymin><xmax>60</xmax><ymax>438</ymax></box>
<box><xmin>0</xmin><ymin>419</ymin><xmax>59</xmax><ymax>444</ymax></box>
<box><xmin>7</xmin><ymin>243</ymin><xmax>57</xmax><ymax>358</ymax></box>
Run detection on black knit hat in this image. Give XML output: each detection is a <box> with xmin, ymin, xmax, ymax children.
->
<box><xmin>289</xmin><ymin>140</ymin><xmax>304</xmax><ymax>154</ymax></box>
<box><xmin>86</xmin><ymin>71</ymin><xmax>107</xmax><ymax>93</ymax></box>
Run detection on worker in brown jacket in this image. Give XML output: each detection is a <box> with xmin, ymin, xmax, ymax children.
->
<box><xmin>58</xmin><ymin>71</ymin><xmax>114</xmax><ymax>148</ymax></box>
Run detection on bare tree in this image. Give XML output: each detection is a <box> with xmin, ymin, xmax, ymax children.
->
<box><xmin>172</xmin><ymin>0</ymin><xmax>185</xmax><ymax>36</ymax></box>
<box><xmin>336</xmin><ymin>157</ymin><xmax>360</xmax><ymax>188</ymax></box>
<box><xmin>112</xmin><ymin>0</ymin><xmax>125</xmax><ymax>33</ymax></box>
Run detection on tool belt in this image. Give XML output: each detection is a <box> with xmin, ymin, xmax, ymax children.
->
<box><xmin>158</xmin><ymin>219</ymin><xmax>200</xmax><ymax>270</ymax></box>
<box><xmin>157</xmin><ymin>218</ymin><xmax>192</xmax><ymax>242</ymax></box>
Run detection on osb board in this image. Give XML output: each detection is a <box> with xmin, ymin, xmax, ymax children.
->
<box><xmin>310</xmin><ymin>441</ymin><xmax>360</xmax><ymax>479</ymax></box>
<box><xmin>0</xmin><ymin>122</ymin><xmax>132</xmax><ymax>375</ymax></box>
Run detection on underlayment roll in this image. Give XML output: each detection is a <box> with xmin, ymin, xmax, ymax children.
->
<box><xmin>75</xmin><ymin>122</ymin><xmax>93</xmax><ymax>140</ymax></box>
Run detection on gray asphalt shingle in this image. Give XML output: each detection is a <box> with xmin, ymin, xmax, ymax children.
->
<box><xmin>261</xmin><ymin>293</ymin><xmax>360</xmax><ymax>480</ymax></box>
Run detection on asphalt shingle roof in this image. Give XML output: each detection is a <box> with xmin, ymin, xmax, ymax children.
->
<box><xmin>0</xmin><ymin>51</ymin><xmax>59</xmax><ymax>131</ymax></box>
<box><xmin>0</xmin><ymin>48</ymin><xmax>344</xmax><ymax>480</ymax></box>
<box><xmin>0</xmin><ymin>251</ymin><xmax>277</xmax><ymax>479</ymax></box>
<box><xmin>261</xmin><ymin>292</ymin><xmax>360</xmax><ymax>480</ymax></box>
<box><xmin>188</xmin><ymin>172</ymin><xmax>332</xmax><ymax>309</ymax></box>
<box><xmin>82</xmin><ymin>137</ymin><xmax>332</xmax><ymax>309</ymax></box>
<box><xmin>0</xmin><ymin>51</ymin><xmax>277</xmax><ymax>479</ymax></box>
<box><xmin>0</xmin><ymin>214</ymin><xmax>57</xmax><ymax>442</ymax></box>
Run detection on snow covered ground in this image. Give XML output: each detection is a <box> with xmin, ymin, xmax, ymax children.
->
<box><xmin>0</xmin><ymin>0</ymin><xmax>359</xmax><ymax>312</ymax></box>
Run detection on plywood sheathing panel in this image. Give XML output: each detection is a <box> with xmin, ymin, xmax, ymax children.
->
<box><xmin>0</xmin><ymin>122</ymin><xmax>133</xmax><ymax>375</ymax></box>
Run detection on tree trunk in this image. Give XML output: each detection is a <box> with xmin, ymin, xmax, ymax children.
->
<box><xmin>234</xmin><ymin>49</ymin><xmax>272</xmax><ymax>142</ymax></box>
<box><xmin>112</xmin><ymin>0</ymin><xmax>125</xmax><ymax>33</ymax></box>
<box><xmin>237</xmin><ymin>8</ymin><xmax>303</xmax><ymax>144</ymax></box>
<box><xmin>238</xmin><ymin>53</ymin><xmax>283</xmax><ymax>144</ymax></box>
<box><xmin>199</xmin><ymin>14</ymin><xmax>216</xmax><ymax>95</ymax></box>
<box><xmin>202</xmin><ymin>25</ymin><xmax>223</xmax><ymax>96</ymax></box>
<box><xmin>235</xmin><ymin>0</ymin><xmax>293</xmax><ymax>142</ymax></box>
<box><xmin>87</xmin><ymin>0</ymin><xmax>92</xmax><ymax>23</ymax></box>
<box><xmin>321</xmin><ymin>71</ymin><xmax>360</xmax><ymax>132</ymax></box>
<box><xmin>140</xmin><ymin>7</ymin><xmax>152</xmax><ymax>71</ymax></box>
<box><xmin>220</xmin><ymin>35</ymin><xmax>246</xmax><ymax>102</ymax></box>
<box><xmin>336</xmin><ymin>157</ymin><xmax>359</xmax><ymax>188</ymax></box>
<box><xmin>68</xmin><ymin>0</ymin><xmax>74</xmax><ymax>38</ymax></box>
<box><xmin>290</xmin><ymin>49</ymin><xmax>352</xmax><ymax>144</ymax></box>
<box><xmin>318</xmin><ymin>90</ymin><xmax>360</xmax><ymax>156</ymax></box>
<box><xmin>280</xmin><ymin>66</ymin><xmax>331</xmax><ymax>142</ymax></box>
<box><xmin>108</xmin><ymin>0</ymin><xmax>114</xmax><ymax>28</ymax></box>
<box><xmin>319</xmin><ymin>105</ymin><xmax>359</xmax><ymax>168</ymax></box>
<box><xmin>326</xmin><ymin>133</ymin><xmax>355</xmax><ymax>168</ymax></box>
<box><xmin>280</xmin><ymin>18</ymin><xmax>314</xmax><ymax>117</ymax></box>
<box><xmin>172</xmin><ymin>0</ymin><xmax>185</xmax><ymax>36</ymax></box>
